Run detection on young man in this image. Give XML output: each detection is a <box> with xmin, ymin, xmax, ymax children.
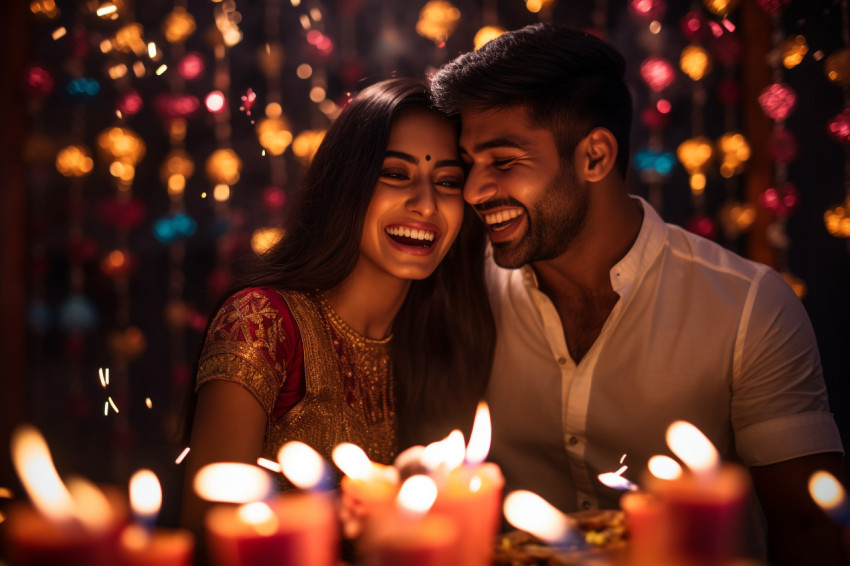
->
<box><xmin>431</xmin><ymin>23</ymin><xmax>846</xmax><ymax>564</ymax></box>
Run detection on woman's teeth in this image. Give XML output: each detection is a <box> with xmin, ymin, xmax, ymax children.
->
<box><xmin>385</xmin><ymin>226</ymin><xmax>436</xmax><ymax>247</ymax></box>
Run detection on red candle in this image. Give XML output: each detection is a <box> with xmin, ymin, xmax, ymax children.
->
<box><xmin>204</xmin><ymin>493</ymin><xmax>338</xmax><ymax>566</ymax></box>
<box><xmin>365</xmin><ymin>513</ymin><xmax>458</xmax><ymax>566</ymax></box>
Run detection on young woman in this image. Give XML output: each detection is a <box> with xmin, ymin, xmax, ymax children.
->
<box><xmin>180</xmin><ymin>78</ymin><xmax>495</xmax><ymax>529</ymax></box>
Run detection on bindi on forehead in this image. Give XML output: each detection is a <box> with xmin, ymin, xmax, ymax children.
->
<box><xmin>425</xmin><ymin>154</ymin><xmax>431</xmax><ymax>161</ymax></box>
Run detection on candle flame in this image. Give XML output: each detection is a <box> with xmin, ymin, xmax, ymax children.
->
<box><xmin>466</xmin><ymin>402</ymin><xmax>492</xmax><ymax>465</ymax></box>
<box><xmin>666</xmin><ymin>421</ymin><xmax>719</xmax><ymax>474</ymax></box>
<box><xmin>194</xmin><ymin>463</ymin><xmax>274</xmax><ymax>503</ymax></box>
<box><xmin>11</xmin><ymin>425</ymin><xmax>78</xmax><ymax>524</ymax></box>
<box><xmin>129</xmin><ymin>469</ymin><xmax>162</xmax><ymax>518</ymax></box>
<box><xmin>332</xmin><ymin>443</ymin><xmax>373</xmax><ymax>481</ymax></box>
<box><xmin>175</xmin><ymin>447</ymin><xmax>190</xmax><ymax>465</ymax></box>
<box><xmin>648</xmin><ymin>455</ymin><xmax>683</xmax><ymax>480</ymax></box>
<box><xmin>237</xmin><ymin>501</ymin><xmax>279</xmax><ymax>536</ymax></box>
<box><xmin>397</xmin><ymin>475</ymin><xmax>438</xmax><ymax>516</ymax></box>
<box><xmin>504</xmin><ymin>490</ymin><xmax>572</xmax><ymax>545</ymax></box>
<box><xmin>66</xmin><ymin>476</ymin><xmax>115</xmax><ymax>532</ymax></box>
<box><xmin>422</xmin><ymin>430</ymin><xmax>465</xmax><ymax>471</ymax></box>
<box><xmin>278</xmin><ymin>441</ymin><xmax>326</xmax><ymax>490</ymax></box>
<box><xmin>598</xmin><ymin>465</ymin><xmax>638</xmax><ymax>491</ymax></box>
<box><xmin>809</xmin><ymin>470</ymin><xmax>846</xmax><ymax>511</ymax></box>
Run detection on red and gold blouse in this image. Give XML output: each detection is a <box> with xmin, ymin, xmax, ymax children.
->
<box><xmin>196</xmin><ymin>287</ymin><xmax>398</xmax><ymax>473</ymax></box>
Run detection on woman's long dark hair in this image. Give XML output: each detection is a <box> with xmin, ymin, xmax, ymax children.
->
<box><xmin>182</xmin><ymin>77</ymin><xmax>495</xmax><ymax>449</ymax></box>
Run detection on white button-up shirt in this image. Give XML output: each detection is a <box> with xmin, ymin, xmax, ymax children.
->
<box><xmin>486</xmin><ymin>197</ymin><xmax>843</xmax><ymax>540</ymax></box>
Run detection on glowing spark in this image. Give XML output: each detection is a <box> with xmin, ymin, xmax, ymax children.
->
<box><xmin>104</xmin><ymin>401</ymin><xmax>109</xmax><ymax>416</ymax></box>
<box><xmin>108</xmin><ymin>396</ymin><xmax>119</xmax><ymax>413</ymax></box>
<box><xmin>115</xmin><ymin>110</ymin><xmax>123</xmax><ymax>119</ymax></box>
<box><xmin>96</xmin><ymin>3</ymin><xmax>117</xmax><ymax>17</ymax></box>
<box><xmin>261</xmin><ymin>149</ymin><xmax>266</xmax><ymax>156</ymax></box>
<box><xmin>145</xmin><ymin>398</ymin><xmax>152</xmax><ymax>409</ymax></box>
<box><xmin>99</xmin><ymin>367</ymin><xmax>107</xmax><ymax>388</ymax></box>
<box><xmin>175</xmin><ymin>447</ymin><xmax>190</xmax><ymax>465</ymax></box>
<box><xmin>257</xmin><ymin>458</ymin><xmax>282</xmax><ymax>473</ymax></box>
<box><xmin>619</xmin><ymin>453</ymin><xmax>627</xmax><ymax>464</ymax></box>
<box><xmin>52</xmin><ymin>27</ymin><xmax>67</xmax><ymax>40</ymax></box>
<box><xmin>155</xmin><ymin>65</ymin><xmax>167</xmax><ymax>76</ymax></box>
<box><xmin>299</xmin><ymin>14</ymin><xmax>310</xmax><ymax>29</ymax></box>
<box><xmin>147</xmin><ymin>42</ymin><xmax>157</xmax><ymax>58</ymax></box>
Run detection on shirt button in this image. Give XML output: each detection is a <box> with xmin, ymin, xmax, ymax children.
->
<box><xmin>568</xmin><ymin>436</ymin><xmax>579</xmax><ymax>446</ymax></box>
<box><xmin>582</xmin><ymin>500</ymin><xmax>592</xmax><ymax>510</ymax></box>
<box><xmin>557</xmin><ymin>356</ymin><xmax>567</xmax><ymax>365</ymax></box>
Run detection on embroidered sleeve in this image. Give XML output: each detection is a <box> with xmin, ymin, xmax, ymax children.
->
<box><xmin>197</xmin><ymin>288</ymin><xmax>296</xmax><ymax>416</ymax></box>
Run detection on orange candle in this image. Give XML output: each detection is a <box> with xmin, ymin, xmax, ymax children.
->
<box><xmin>619</xmin><ymin>490</ymin><xmax>671</xmax><ymax>565</ymax></box>
<box><xmin>362</xmin><ymin>474</ymin><xmax>459</xmax><ymax>566</ymax></box>
<box><xmin>334</xmin><ymin>443</ymin><xmax>399</xmax><ymax>539</ymax></box>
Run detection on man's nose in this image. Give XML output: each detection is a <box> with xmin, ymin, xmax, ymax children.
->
<box><xmin>463</xmin><ymin>166</ymin><xmax>498</xmax><ymax>205</ymax></box>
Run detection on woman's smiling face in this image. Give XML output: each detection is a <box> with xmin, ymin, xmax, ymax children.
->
<box><xmin>357</xmin><ymin>108</ymin><xmax>466</xmax><ymax>282</ymax></box>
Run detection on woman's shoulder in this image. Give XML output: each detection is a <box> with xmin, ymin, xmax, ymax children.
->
<box><xmin>206</xmin><ymin>286</ymin><xmax>306</xmax><ymax>343</ymax></box>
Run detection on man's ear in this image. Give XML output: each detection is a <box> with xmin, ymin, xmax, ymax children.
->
<box><xmin>577</xmin><ymin>127</ymin><xmax>618</xmax><ymax>182</ymax></box>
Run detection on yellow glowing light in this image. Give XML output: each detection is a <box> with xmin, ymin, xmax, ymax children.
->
<box><xmin>147</xmin><ymin>42</ymin><xmax>157</xmax><ymax>59</ymax></box>
<box><xmin>51</xmin><ymin>27</ymin><xmax>66</xmax><ymax>40</ymax></box>
<box><xmin>0</xmin><ymin>488</ymin><xmax>13</xmax><ymax>498</ymax></box>
<box><xmin>206</xmin><ymin>149</ymin><xmax>242</xmax><ymax>185</ymax></box>
<box><xmin>782</xmin><ymin>35</ymin><xmax>808</xmax><ymax>69</ymax></box>
<box><xmin>251</xmin><ymin>228</ymin><xmax>284</xmax><ymax>255</ymax></box>
<box><xmin>237</xmin><ymin>502</ymin><xmax>278</xmax><ymax>536</ymax></box>
<box><xmin>808</xmin><ymin>470</ymin><xmax>846</xmax><ymax>511</ymax></box>
<box><xmin>292</xmin><ymin>129</ymin><xmax>326</xmax><ymax>166</ymax></box>
<box><xmin>213</xmin><ymin>184</ymin><xmax>230</xmax><ymax>202</ymax></box>
<box><xmin>473</xmin><ymin>26</ymin><xmax>506</xmax><ymax>50</ymax></box>
<box><xmin>296</xmin><ymin>64</ymin><xmax>313</xmax><ymax>79</ymax></box>
<box><xmin>100</xmin><ymin>39</ymin><xmax>113</xmax><ymax>53</ymax></box>
<box><xmin>332</xmin><ymin>443</ymin><xmax>374</xmax><ymax>481</ymax></box>
<box><xmin>257</xmin><ymin>458</ymin><xmax>282</xmax><ymax>473</ymax></box>
<box><xmin>702</xmin><ymin>0</ymin><xmax>739</xmax><ymax>17</ymax></box>
<box><xmin>194</xmin><ymin>463</ymin><xmax>274</xmax><ymax>503</ymax></box>
<box><xmin>422</xmin><ymin>430</ymin><xmax>465</xmax><ymax>472</ymax></box>
<box><xmin>108</xmin><ymin>63</ymin><xmax>128</xmax><ymax>79</ymax></box>
<box><xmin>680</xmin><ymin>45</ymin><xmax>712</xmax><ymax>81</ymax></box>
<box><xmin>291</xmin><ymin>0</ymin><xmax>301</xmax><ymax>5</ymax></box>
<box><xmin>666</xmin><ymin>421</ymin><xmax>719</xmax><ymax>474</ymax></box>
<box><xmin>318</xmin><ymin>99</ymin><xmax>340</xmax><ymax>119</ymax></box>
<box><xmin>824</xmin><ymin>199</ymin><xmax>850</xmax><ymax>238</ymax></box>
<box><xmin>168</xmin><ymin>174</ymin><xmax>186</xmax><ymax>196</ymax></box>
<box><xmin>145</xmin><ymin>398</ymin><xmax>152</xmax><ymax>409</ymax></box>
<box><xmin>299</xmin><ymin>14</ymin><xmax>311</xmax><ymax>30</ymax></box>
<box><xmin>397</xmin><ymin>475</ymin><xmax>438</xmax><ymax>516</ymax></box>
<box><xmin>278</xmin><ymin>441</ymin><xmax>326</xmax><ymax>490</ymax></box>
<box><xmin>129</xmin><ymin>469</ymin><xmax>162</xmax><ymax>519</ymax></box>
<box><xmin>257</xmin><ymin>118</ymin><xmax>293</xmax><ymax>156</ymax></box>
<box><xmin>161</xmin><ymin>149</ymin><xmax>194</xmax><ymax>182</ymax></box>
<box><xmin>96</xmin><ymin>3</ymin><xmax>118</xmax><ymax>17</ymax></box>
<box><xmin>677</xmin><ymin>136</ymin><xmax>713</xmax><ymax>173</ymax></box>
<box><xmin>416</xmin><ymin>0</ymin><xmax>461</xmax><ymax>45</ymax></box>
<box><xmin>310</xmin><ymin>7</ymin><xmax>322</xmax><ymax>21</ymax></box>
<box><xmin>97</xmin><ymin>127</ymin><xmax>146</xmax><ymax>165</ymax></box>
<box><xmin>465</xmin><ymin>402</ymin><xmax>491</xmax><ymax>465</ymax></box>
<box><xmin>526</xmin><ymin>0</ymin><xmax>542</xmax><ymax>13</ymax></box>
<box><xmin>690</xmin><ymin>173</ymin><xmax>706</xmax><ymax>195</ymax></box>
<box><xmin>503</xmin><ymin>490</ymin><xmax>571</xmax><ymax>545</ymax></box>
<box><xmin>55</xmin><ymin>145</ymin><xmax>94</xmax><ymax>177</ymax></box>
<box><xmin>133</xmin><ymin>61</ymin><xmax>146</xmax><ymax>77</ymax></box>
<box><xmin>175</xmin><ymin>447</ymin><xmax>190</xmax><ymax>465</ymax></box>
<box><xmin>31</xmin><ymin>0</ymin><xmax>60</xmax><ymax>18</ymax></box>
<box><xmin>649</xmin><ymin>21</ymin><xmax>662</xmax><ymax>34</ymax></box>
<box><xmin>155</xmin><ymin>64</ymin><xmax>167</xmax><ymax>76</ymax></box>
<box><xmin>163</xmin><ymin>6</ymin><xmax>196</xmax><ymax>44</ymax></box>
<box><xmin>265</xmin><ymin>102</ymin><xmax>282</xmax><ymax>119</ymax></box>
<box><xmin>99</xmin><ymin>367</ymin><xmax>109</xmax><ymax>387</ymax></box>
<box><xmin>11</xmin><ymin>425</ymin><xmax>77</xmax><ymax>523</ymax></box>
<box><xmin>598</xmin><ymin>465</ymin><xmax>638</xmax><ymax>491</ymax></box>
<box><xmin>65</xmin><ymin>477</ymin><xmax>115</xmax><ymax>533</ymax></box>
<box><xmin>824</xmin><ymin>48</ymin><xmax>850</xmax><ymax>85</ymax></box>
<box><xmin>648</xmin><ymin>455</ymin><xmax>683</xmax><ymax>479</ymax></box>
<box><xmin>113</xmin><ymin>24</ymin><xmax>146</xmax><ymax>56</ymax></box>
<box><xmin>717</xmin><ymin>132</ymin><xmax>751</xmax><ymax>177</ymax></box>
<box><xmin>108</xmin><ymin>396</ymin><xmax>120</xmax><ymax>413</ymax></box>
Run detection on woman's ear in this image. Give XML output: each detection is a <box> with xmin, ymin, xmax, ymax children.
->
<box><xmin>577</xmin><ymin>127</ymin><xmax>618</xmax><ymax>182</ymax></box>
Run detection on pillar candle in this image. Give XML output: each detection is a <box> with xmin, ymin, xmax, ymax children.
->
<box><xmin>364</xmin><ymin>513</ymin><xmax>458</xmax><ymax>566</ymax></box>
<box><xmin>204</xmin><ymin>491</ymin><xmax>338</xmax><ymax>566</ymax></box>
<box><xmin>431</xmin><ymin>462</ymin><xmax>504</xmax><ymax>566</ymax></box>
<box><xmin>116</xmin><ymin>524</ymin><xmax>194</xmax><ymax>566</ymax></box>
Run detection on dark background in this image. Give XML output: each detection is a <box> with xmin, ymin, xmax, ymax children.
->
<box><xmin>1</xmin><ymin>0</ymin><xmax>848</xmax><ymax>528</ymax></box>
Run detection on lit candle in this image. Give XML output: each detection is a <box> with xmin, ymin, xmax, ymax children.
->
<box><xmin>430</xmin><ymin>402</ymin><xmax>505</xmax><ymax>566</ymax></box>
<box><xmin>334</xmin><ymin>442</ymin><xmax>399</xmax><ymax>539</ymax></box>
<box><xmin>809</xmin><ymin>470</ymin><xmax>850</xmax><ymax>558</ymax></box>
<box><xmin>6</xmin><ymin>425</ymin><xmax>125</xmax><ymax>566</ymax></box>
<box><xmin>503</xmin><ymin>490</ymin><xmax>580</xmax><ymax>548</ymax></box>
<box><xmin>116</xmin><ymin>469</ymin><xmax>194</xmax><ymax>566</ymax></box>
<box><xmin>199</xmin><ymin>447</ymin><xmax>338</xmax><ymax>566</ymax></box>
<box><xmin>644</xmin><ymin>421</ymin><xmax>750</xmax><ymax>565</ymax></box>
<box><xmin>363</xmin><ymin>475</ymin><xmax>459</xmax><ymax>566</ymax></box>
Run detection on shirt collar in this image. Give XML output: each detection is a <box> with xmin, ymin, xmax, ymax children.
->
<box><xmin>519</xmin><ymin>195</ymin><xmax>668</xmax><ymax>297</ymax></box>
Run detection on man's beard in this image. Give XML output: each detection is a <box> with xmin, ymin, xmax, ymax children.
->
<box><xmin>491</xmin><ymin>165</ymin><xmax>589</xmax><ymax>269</ymax></box>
